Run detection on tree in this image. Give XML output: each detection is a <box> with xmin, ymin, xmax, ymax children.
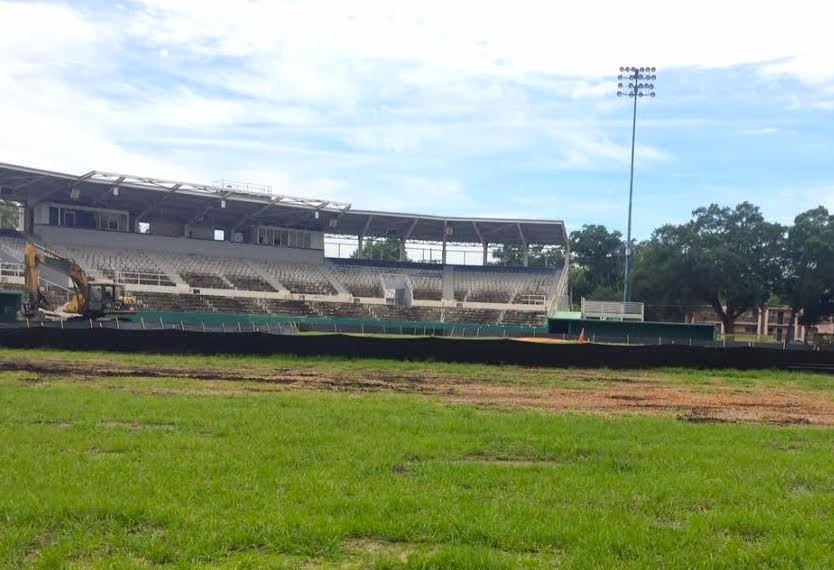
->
<box><xmin>568</xmin><ymin>224</ymin><xmax>624</xmax><ymax>301</ymax></box>
<box><xmin>351</xmin><ymin>237</ymin><xmax>405</xmax><ymax>261</ymax></box>
<box><xmin>631</xmin><ymin>225</ymin><xmax>700</xmax><ymax>322</ymax></box>
<box><xmin>779</xmin><ymin>207</ymin><xmax>834</xmax><ymax>340</ymax></box>
<box><xmin>491</xmin><ymin>242</ymin><xmax>565</xmax><ymax>268</ymax></box>
<box><xmin>685</xmin><ymin>202</ymin><xmax>784</xmax><ymax>334</ymax></box>
<box><xmin>635</xmin><ymin>203</ymin><xmax>782</xmax><ymax>333</ymax></box>
<box><xmin>0</xmin><ymin>200</ymin><xmax>20</xmax><ymax>229</ymax></box>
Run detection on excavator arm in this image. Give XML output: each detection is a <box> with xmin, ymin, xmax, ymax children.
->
<box><xmin>23</xmin><ymin>243</ymin><xmax>48</xmax><ymax>311</ymax></box>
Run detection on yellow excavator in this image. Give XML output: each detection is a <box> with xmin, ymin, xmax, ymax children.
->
<box><xmin>22</xmin><ymin>242</ymin><xmax>137</xmax><ymax>319</ymax></box>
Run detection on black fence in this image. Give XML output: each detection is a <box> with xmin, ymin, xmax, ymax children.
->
<box><xmin>1</xmin><ymin>327</ymin><xmax>833</xmax><ymax>371</ymax></box>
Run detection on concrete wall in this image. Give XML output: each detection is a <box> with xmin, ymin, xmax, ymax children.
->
<box><xmin>34</xmin><ymin>225</ymin><xmax>325</xmax><ymax>265</ymax></box>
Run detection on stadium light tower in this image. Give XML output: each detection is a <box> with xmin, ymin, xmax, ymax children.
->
<box><xmin>617</xmin><ymin>66</ymin><xmax>656</xmax><ymax>304</ymax></box>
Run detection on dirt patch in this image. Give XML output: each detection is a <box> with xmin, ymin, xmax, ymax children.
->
<box><xmin>4</xmin><ymin>357</ymin><xmax>834</xmax><ymax>427</ymax></box>
<box><xmin>677</xmin><ymin>412</ymin><xmax>737</xmax><ymax>424</ymax></box>
<box><xmin>0</xmin><ymin>359</ymin><xmax>297</xmax><ymax>384</ymax></box>
<box><xmin>86</xmin><ymin>446</ymin><xmax>127</xmax><ymax>456</ymax></box>
<box><xmin>447</xmin><ymin>457</ymin><xmax>562</xmax><ymax>467</ymax></box>
<box><xmin>37</xmin><ymin>420</ymin><xmax>74</xmax><ymax>429</ymax></box>
<box><xmin>342</xmin><ymin>537</ymin><xmax>421</xmax><ymax>563</ymax></box>
<box><xmin>98</xmin><ymin>421</ymin><xmax>176</xmax><ymax>431</ymax></box>
<box><xmin>441</xmin><ymin>382</ymin><xmax>834</xmax><ymax>427</ymax></box>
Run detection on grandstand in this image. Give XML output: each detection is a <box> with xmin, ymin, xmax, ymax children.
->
<box><xmin>0</xmin><ymin>162</ymin><xmax>569</xmax><ymax>329</ymax></box>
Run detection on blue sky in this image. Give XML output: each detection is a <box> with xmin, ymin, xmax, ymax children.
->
<box><xmin>1</xmin><ymin>0</ymin><xmax>833</xmax><ymax>241</ymax></box>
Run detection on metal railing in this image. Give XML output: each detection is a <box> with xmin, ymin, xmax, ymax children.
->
<box><xmin>112</xmin><ymin>270</ymin><xmax>175</xmax><ymax>286</ymax></box>
<box><xmin>547</xmin><ymin>266</ymin><xmax>571</xmax><ymax>315</ymax></box>
<box><xmin>581</xmin><ymin>298</ymin><xmax>645</xmax><ymax>321</ymax></box>
<box><xmin>0</xmin><ymin>261</ymin><xmax>23</xmax><ymax>278</ymax></box>
<box><xmin>516</xmin><ymin>294</ymin><xmax>546</xmax><ymax>306</ymax></box>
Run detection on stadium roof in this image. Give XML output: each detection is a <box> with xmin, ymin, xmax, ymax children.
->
<box><xmin>0</xmin><ymin>162</ymin><xmax>567</xmax><ymax>246</ymax></box>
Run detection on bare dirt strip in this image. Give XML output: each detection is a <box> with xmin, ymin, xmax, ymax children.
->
<box><xmin>3</xmin><ymin>358</ymin><xmax>834</xmax><ymax>427</ymax></box>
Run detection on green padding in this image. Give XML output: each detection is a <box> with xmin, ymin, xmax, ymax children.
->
<box><xmin>550</xmin><ymin>311</ymin><xmax>582</xmax><ymax>320</ymax></box>
<box><xmin>137</xmin><ymin>310</ymin><xmax>548</xmax><ymax>337</ymax></box>
<box><xmin>548</xmin><ymin>317</ymin><xmax>716</xmax><ymax>341</ymax></box>
<box><xmin>0</xmin><ymin>290</ymin><xmax>23</xmax><ymax>323</ymax></box>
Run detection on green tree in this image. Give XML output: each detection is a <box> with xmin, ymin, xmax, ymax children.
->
<box><xmin>568</xmin><ymin>224</ymin><xmax>624</xmax><ymax>302</ymax></box>
<box><xmin>685</xmin><ymin>202</ymin><xmax>784</xmax><ymax>334</ymax></box>
<box><xmin>0</xmin><ymin>200</ymin><xmax>20</xmax><ymax>229</ymax></box>
<box><xmin>351</xmin><ymin>237</ymin><xmax>405</xmax><ymax>261</ymax></box>
<box><xmin>631</xmin><ymin>225</ymin><xmax>701</xmax><ymax>322</ymax></box>
<box><xmin>633</xmin><ymin>203</ymin><xmax>782</xmax><ymax>333</ymax></box>
<box><xmin>779</xmin><ymin>207</ymin><xmax>834</xmax><ymax>340</ymax></box>
<box><xmin>491</xmin><ymin>243</ymin><xmax>565</xmax><ymax>268</ymax></box>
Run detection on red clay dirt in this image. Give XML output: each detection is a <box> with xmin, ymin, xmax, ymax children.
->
<box><xmin>3</xmin><ymin>357</ymin><xmax>833</xmax><ymax>427</ymax></box>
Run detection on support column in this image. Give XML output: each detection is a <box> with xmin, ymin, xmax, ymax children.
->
<box><xmin>23</xmin><ymin>204</ymin><xmax>34</xmax><ymax>235</ymax></box>
<box><xmin>442</xmin><ymin>221</ymin><xmax>448</xmax><ymax>265</ymax></box>
<box><xmin>399</xmin><ymin>237</ymin><xmax>407</xmax><ymax>262</ymax></box>
<box><xmin>516</xmin><ymin>222</ymin><xmax>528</xmax><ymax>267</ymax></box>
<box><xmin>482</xmin><ymin>242</ymin><xmax>488</xmax><ymax>266</ymax></box>
<box><xmin>764</xmin><ymin>308</ymin><xmax>770</xmax><ymax>337</ymax></box>
<box><xmin>359</xmin><ymin>215</ymin><xmax>373</xmax><ymax>259</ymax></box>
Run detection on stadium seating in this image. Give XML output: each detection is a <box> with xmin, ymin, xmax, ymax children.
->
<box><xmin>257</xmin><ymin>262</ymin><xmax>336</xmax><ymax>296</ymax></box>
<box><xmin>501</xmin><ymin>310</ymin><xmax>548</xmax><ymax>326</ymax></box>
<box><xmin>0</xmin><ymin>234</ymin><xmax>27</xmax><ymax>263</ymax></box>
<box><xmin>225</xmin><ymin>274</ymin><xmax>275</xmax><ymax>292</ymax></box>
<box><xmin>56</xmin><ymin>245</ymin><xmax>176</xmax><ymax>286</ymax></box>
<box><xmin>443</xmin><ymin>307</ymin><xmax>504</xmax><ymax>325</ymax></box>
<box><xmin>18</xmin><ymin>231</ymin><xmax>560</xmax><ymax>327</ymax></box>
<box><xmin>330</xmin><ymin>262</ymin><xmax>383</xmax><ymax>297</ymax></box>
<box><xmin>454</xmin><ymin>267</ymin><xmax>555</xmax><ymax>305</ymax></box>
<box><xmin>372</xmin><ymin>304</ymin><xmax>443</xmax><ymax>322</ymax></box>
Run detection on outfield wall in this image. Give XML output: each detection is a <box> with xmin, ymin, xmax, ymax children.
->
<box><xmin>136</xmin><ymin>310</ymin><xmax>547</xmax><ymax>338</ymax></box>
<box><xmin>548</xmin><ymin>318</ymin><xmax>716</xmax><ymax>343</ymax></box>
<box><xmin>0</xmin><ymin>327</ymin><xmax>831</xmax><ymax>371</ymax></box>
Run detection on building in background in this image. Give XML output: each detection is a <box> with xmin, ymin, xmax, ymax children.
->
<box><xmin>690</xmin><ymin>306</ymin><xmax>808</xmax><ymax>341</ymax></box>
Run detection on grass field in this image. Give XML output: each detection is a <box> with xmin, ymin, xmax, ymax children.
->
<box><xmin>2</xmin><ymin>349</ymin><xmax>834</xmax><ymax>568</ymax></box>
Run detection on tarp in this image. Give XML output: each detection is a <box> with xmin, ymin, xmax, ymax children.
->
<box><xmin>0</xmin><ymin>327</ymin><xmax>831</xmax><ymax>371</ymax></box>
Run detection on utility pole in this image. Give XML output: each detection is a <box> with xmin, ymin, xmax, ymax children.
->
<box><xmin>617</xmin><ymin>66</ymin><xmax>656</xmax><ymax>303</ymax></box>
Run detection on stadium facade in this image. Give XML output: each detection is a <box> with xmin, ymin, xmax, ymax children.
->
<box><xmin>0</xmin><ymin>162</ymin><xmax>569</xmax><ymax>332</ymax></box>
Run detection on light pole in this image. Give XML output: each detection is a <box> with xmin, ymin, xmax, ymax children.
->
<box><xmin>617</xmin><ymin>66</ymin><xmax>656</xmax><ymax>303</ymax></box>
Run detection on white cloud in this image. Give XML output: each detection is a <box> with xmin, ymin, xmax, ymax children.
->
<box><xmin>328</xmin><ymin>175</ymin><xmax>470</xmax><ymax>214</ymax></box>
<box><xmin>127</xmin><ymin>0</ymin><xmax>834</xmax><ymax>81</ymax></box>
<box><xmin>0</xmin><ymin>0</ymin><xmax>832</xmax><ymax>223</ymax></box>
<box><xmin>0</xmin><ymin>2</ymin><xmax>105</xmax><ymax>70</ymax></box>
<box><xmin>739</xmin><ymin>127</ymin><xmax>780</xmax><ymax>136</ymax></box>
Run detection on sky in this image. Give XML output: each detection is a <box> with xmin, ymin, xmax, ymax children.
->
<box><xmin>1</xmin><ymin>0</ymin><xmax>833</xmax><ymax>242</ymax></box>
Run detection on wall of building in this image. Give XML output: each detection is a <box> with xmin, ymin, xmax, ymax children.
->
<box><xmin>34</xmin><ymin>225</ymin><xmax>326</xmax><ymax>265</ymax></box>
<box><xmin>690</xmin><ymin>305</ymin><xmax>804</xmax><ymax>341</ymax></box>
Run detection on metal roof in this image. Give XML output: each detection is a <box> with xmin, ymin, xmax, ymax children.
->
<box><xmin>0</xmin><ymin>162</ymin><xmax>567</xmax><ymax>246</ymax></box>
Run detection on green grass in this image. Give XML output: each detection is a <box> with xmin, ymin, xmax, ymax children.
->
<box><xmin>2</xmin><ymin>368</ymin><xmax>834</xmax><ymax>568</ymax></box>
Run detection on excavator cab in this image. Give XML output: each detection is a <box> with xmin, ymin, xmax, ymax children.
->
<box><xmin>86</xmin><ymin>283</ymin><xmax>137</xmax><ymax>318</ymax></box>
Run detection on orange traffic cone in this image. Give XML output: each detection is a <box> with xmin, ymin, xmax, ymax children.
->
<box><xmin>578</xmin><ymin>328</ymin><xmax>586</xmax><ymax>344</ymax></box>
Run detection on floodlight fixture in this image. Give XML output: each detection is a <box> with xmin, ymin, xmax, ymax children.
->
<box><xmin>616</xmin><ymin>65</ymin><xmax>657</xmax><ymax>303</ymax></box>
